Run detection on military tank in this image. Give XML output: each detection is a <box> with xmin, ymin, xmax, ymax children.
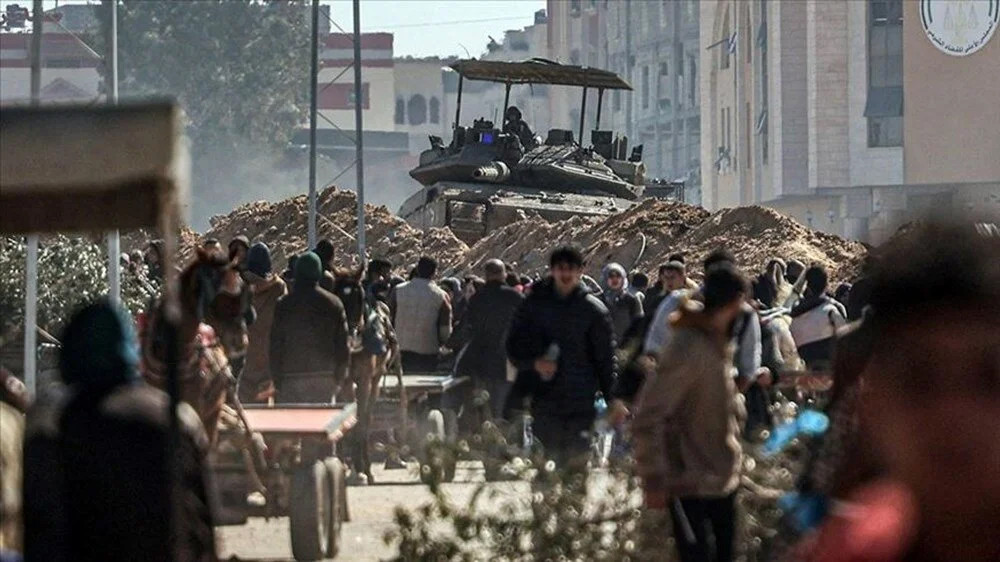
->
<box><xmin>399</xmin><ymin>59</ymin><xmax>646</xmax><ymax>244</ymax></box>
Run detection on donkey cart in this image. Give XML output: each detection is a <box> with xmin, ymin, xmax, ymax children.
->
<box><xmin>212</xmin><ymin>403</ymin><xmax>357</xmax><ymax>561</ymax></box>
<box><xmin>370</xmin><ymin>371</ymin><xmax>470</xmax><ymax>482</ymax></box>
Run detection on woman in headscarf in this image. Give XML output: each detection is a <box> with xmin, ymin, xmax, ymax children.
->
<box><xmin>599</xmin><ymin>262</ymin><xmax>644</xmax><ymax>346</ymax></box>
<box><xmin>23</xmin><ymin>300</ymin><xmax>216</xmax><ymax>562</ymax></box>
<box><xmin>240</xmin><ymin>243</ymin><xmax>287</xmax><ymax>403</ymax></box>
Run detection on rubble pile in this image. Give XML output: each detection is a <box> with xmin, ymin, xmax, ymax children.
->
<box><xmin>191</xmin><ymin>186</ymin><xmax>469</xmax><ymax>272</ymax></box>
<box><xmin>460</xmin><ymin>199</ymin><xmax>866</xmax><ymax>281</ymax></box>
<box><xmin>170</xmin><ymin>185</ymin><xmax>864</xmax><ymax>281</ymax></box>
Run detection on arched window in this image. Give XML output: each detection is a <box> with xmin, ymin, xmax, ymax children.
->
<box><xmin>720</xmin><ymin>9</ymin><xmax>731</xmax><ymax>69</ymax></box>
<box><xmin>429</xmin><ymin>97</ymin><xmax>440</xmax><ymax>124</ymax></box>
<box><xmin>394</xmin><ymin>97</ymin><xmax>405</xmax><ymax>124</ymax></box>
<box><xmin>408</xmin><ymin>94</ymin><xmax>427</xmax><ymax>125</ymax></box>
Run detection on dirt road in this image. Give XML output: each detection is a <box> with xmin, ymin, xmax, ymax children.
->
<box><xmin>217</xmin><ymin>462</ymin><xmax>485</xmax><ymax>562</ymax></box>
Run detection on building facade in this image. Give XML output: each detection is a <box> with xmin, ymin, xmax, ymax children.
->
<box><xmin>700</xmin><ymin>0</ymin><xmax>999</xmax><ymax>243</ymax></box>
<box><xmin>546</xmin><ymin>0</ymin><xmax>702</xmax><ymax>201</ymax></box>
<box><xmin>317</xmin><ymin>32</ymin><xmax>396</xmax><ymax>132</ymax></box>
<box><xmin>0</xmin><ymin>23</ymin><xmax>102</xmax><ymax>105</ymax></box>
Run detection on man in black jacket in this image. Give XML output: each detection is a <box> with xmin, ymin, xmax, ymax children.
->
<box><xmin>269</xmin><ymin>252</ymin><xmax>350</xmax><ymax>403</ymax></box>
<box><xmin>505</xmin><ymin>246</ymin><xmax>621</xmax><ymax>468</ymax></box>
<box><xmin>450</xmin><ymin>259</ymin><xmax>524</xmax><ymax>418</ymax></box>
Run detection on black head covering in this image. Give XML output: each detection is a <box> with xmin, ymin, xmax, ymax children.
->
<box><xmin>59</xmin><ymin>299</ymin><xmax>139</xmax><ymax>390</ymax></box>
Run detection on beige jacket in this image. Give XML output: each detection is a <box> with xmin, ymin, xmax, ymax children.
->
<box><xmin>390</xmin><ymin>278</ymin><xmax>452</xmax><ymax>355</ymax></box>
<box><xmin>633</xmin><ymin>299</ymin><xmax>744</xmax><ymax>499</ymax></box>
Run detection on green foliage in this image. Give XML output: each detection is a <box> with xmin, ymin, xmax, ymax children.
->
<box><xmin>90</xmin><ymin>0</ymin><xmax>313</xmax><ymax>225</ymax></box>
<box><xmin>0</xmin><ymin>235</ymin><xmax>158</xmax><ymax>340</ymax></box>
<box><xmin>99</xmin><ymin>0</ymin><xmax>310</xmax><ymax>150</ymax></box>
<box><xmin>385</xmin><ymin>398</ymin><xmax>809</xmax><ymax>562</ymax></box>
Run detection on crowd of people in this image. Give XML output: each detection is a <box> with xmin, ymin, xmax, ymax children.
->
<box><xmin>0</xmin><ymin>219</ymin><xmax>997</xmax><ymax>562</ymax></box>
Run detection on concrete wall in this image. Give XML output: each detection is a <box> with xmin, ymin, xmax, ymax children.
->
<box><xmin>902</xmin><ymin>1</ymin><xmax>1000</xmax><ymax>185</ymax></box>
<box><xmin>775</xmin><ymin>0</ymin><xmax>809</xmax><ymax>198</ymax></box>
<box><xmin>806</xmin><ymin>0</ymin><xmax>850</xmax><ymax>190</ymax></box>
<box><xmin>0</xmin><ymin>67</ymin><xmax>99</xmax><ymax>102</ymax></box>
<box><xmin>700</xmin><ymin>0</ymin><xmax>742</xmax><ymax>210</ymax></box>
<box><xmin>766</xmin><ymin>195</ymin><xmax>846</xmax><ymax>238</ymax></box>
<box><xmin>318</xmin><ymin>65</ymin><xmax>395</xmax><ymax>132</ymax></box>
<box><xmin>394</xmin><ymin>59</ymin><xmax>450</xmax><ymax>148</ymax></box>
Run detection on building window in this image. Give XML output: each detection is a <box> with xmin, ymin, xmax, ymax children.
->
<box><xmin>725</xmin><ymin>108</ymin><xmax>731</xmax><ymax>153</ymax></box>
<box><xmin>689</xmin><ymin>55</ymin><xmax>698</xmax><ymax>107</ymax></box>
<box><xmin>613</xmin><ymin>89</ymin><xmax>622</xmax><ymax>111</ymax></box>
<box><xmin>658</xmin><ymin>62</ymin><xmax>670</xmax><ymax>107</ymax></box>
<box><xmin>684</xmin><ymin>0</ymin><xmax>697</xmax><ymax>26</ymax></box>
<box><xmin>718</xmin><ymin>106</ymin><xmax>732</xmax><ymax>173</ymax></box>
<box><xmin>642</xmin><ymin>65</ymin><xmax>650</xmax><ymax>109</ymax></box>
<box><xmin>394</xmin><ymin>97</ymin><xmax>405</xmax><ymax>125</ymax></box>
<box><xmin>865</xmin><ymin>0</ymin><xmax>903</xmax><ymax>147</ymax></box>
<box><xmin>744</xmin><ymin>6</ymin><xmax>752</xmax><ymax>63</ymax></box>
<box><xmin>759</xmin><ymin>0</ymin><xmax>769</xmax><ymax>163</ymax></box>
<box><xmin>429</xmin><ymin>97</ymin><xmax>440</xmax><ymax>124</ymax></box>
<box><xmin>746</xmin><ymin>102</ymin><xmax>752</xmax><ymax>168</ymax></box>
<box><xmin>408</xmin><ymin>94</ymin><xmax>427</xmax><ymax>125</ymax></box>
<box><xmin>720</xmin><ymin>10</ymin><xmax>731</xmax><ymax>70</ymax></box>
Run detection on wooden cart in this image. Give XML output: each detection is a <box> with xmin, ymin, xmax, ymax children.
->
<box><xmin>369</xmin><ymin>371</ymin><xmax>470</xmax><ymax>481</ymax></box>
<box><xmin>213</xmin><ymin>403</ymin><xmax>357</xmax><ymax>561</ymax></box>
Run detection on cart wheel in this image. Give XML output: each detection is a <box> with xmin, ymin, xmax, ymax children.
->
<box><xmin>324</xmin><ymin>457</ymin><xmax>346</xmax><ymax>556</ymax></box>
<box><xmin>289</xmin><ymin>460</ymin><xmax>331</xmax><ymax>561</ymax></box>
<box><xmin>424</xmin><ymin>409</ymin><xmax>445</xmax><ymax>441</ymax></box>
<box><xmin>483</xmin><ymin>457</ymin><xmax>503</xmax><ymax>482</ymax></box>
<box><xmin>441</xmin><ymin>407</ymin><xmax>459</xmax><ymax>443</ymax></box>
<box><xmin>419</xmin><ymin>457</ymin><xmax>457</xmax><ymax>484</ymax></box>
<box><xmin>325</xmin><ymin>456</ymin><xmax>350</xmax><ymax>524</ymax></box>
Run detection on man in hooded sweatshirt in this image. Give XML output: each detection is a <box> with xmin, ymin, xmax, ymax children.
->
<box><xmin>270</xmin><ymin>252</ymin><xmax>350</xmax><ymax>403</ymax></box>
<box><xmin>634</xmin><ymin>264</ymin><xmax>748</xmax><ymax>562</ymax></box>
<box><xmin>600</xmin><ymin>262</ymin><xmax>644</xmax><ymax>346</ymax></box>
<box><xmin>23</xmin><ymin>300</ymin><xmax>216</xmax><ymax>562</ymax></box>
<box><xmin>240</xmin><ymin>242</ymin><xmax>287</xmax><ymax>403</ymax></box>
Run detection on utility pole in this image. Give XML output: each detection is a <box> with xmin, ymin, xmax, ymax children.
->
<box><xmin>308</xmin><ymin>0</ymin><xmax>319</xmax><ymax>249</ymax></box>
<box><xmin>353</xmin><ymin>0</ymin><xmax>366</xmax><ymax>259</ymax></box>
<box><xmin>107</xmin><ymin>0</ymin><xmax>120</xmax><ymax>303</ymax></box>
<box><xmin>733</xmin><ymin>0</ymin><xmax>744</xmax><ymax>204</ymax></box>
<box><xmin>24</xmin><ymin>0</ymin><xmax>43</xmax><ymax>396</ymax></box>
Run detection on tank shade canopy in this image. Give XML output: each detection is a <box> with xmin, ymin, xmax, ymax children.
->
<box><xmin>450</xmin><ymin>58</ymin><xmax>632</xmax><ymax>90</ymax></box>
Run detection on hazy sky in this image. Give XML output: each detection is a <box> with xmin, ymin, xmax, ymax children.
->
<box><xmin>329</xmin><ymin>0</ymin><xmax>546</xmax><ymax>58</ymax></box>
<box><xmin>2</xmin><ymin>0</ymin><xmax>547</xmax><ymax>59</ymax></box>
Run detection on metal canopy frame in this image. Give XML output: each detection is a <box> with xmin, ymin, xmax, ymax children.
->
<box><xmin>449</xmin><ymin>58</ymin><xmax>631</xmax><ymax>145</ymax></box>
<box><xmin>449</xmin><ymin>58</ymin><xmax>632</xmax><ymax>90</ymax></box>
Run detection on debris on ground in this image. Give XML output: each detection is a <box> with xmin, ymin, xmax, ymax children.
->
<box><xmin>185</xmin><ymin>187</ymin><xmax>469</xmax><ymax>272</ymax></box>
<box><xmin>459</xmin><ymin>199</ymin><xmax>867</xmax><ymax>281</ymax></box>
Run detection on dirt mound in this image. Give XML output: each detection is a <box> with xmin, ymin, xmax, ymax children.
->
<box><xmin>678</xmin><ymin>206</ymin><xmax>866</xmax><ymax>281</ymax></box>
<box><xmin>460</xmin><ymin>200</ymin><xmax>865</xmax><ymax>282</ymax></box>
<box><xmin>188</xmin><ymin>186</ymin><xmax>468</xmax><ymax>273</ymax></box>
<box><xmin>175</xmin><ymin>186</ymin><xmax>864</xmax><ymax>282</ymax></box>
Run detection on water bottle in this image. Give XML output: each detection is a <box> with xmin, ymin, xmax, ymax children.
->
<box><xmin>593</xmin><ymin>397</ymin><xmax>612</xmax><ymax>466</ymax></box>
<box><xmin>763</xmin><ymin>409</ymin><xmax>830</xmax><ymax>456</ymax></box>
<box><xmin>539</xmin><ymin>343</ymin><xmax>560</xmax><ymax>381</ymax></box>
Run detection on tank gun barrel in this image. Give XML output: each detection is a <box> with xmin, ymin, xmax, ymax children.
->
<box><xmin>472</xmin><ymin>161</ymin><xmax>510</xmax><ymax>183</ymax></box>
